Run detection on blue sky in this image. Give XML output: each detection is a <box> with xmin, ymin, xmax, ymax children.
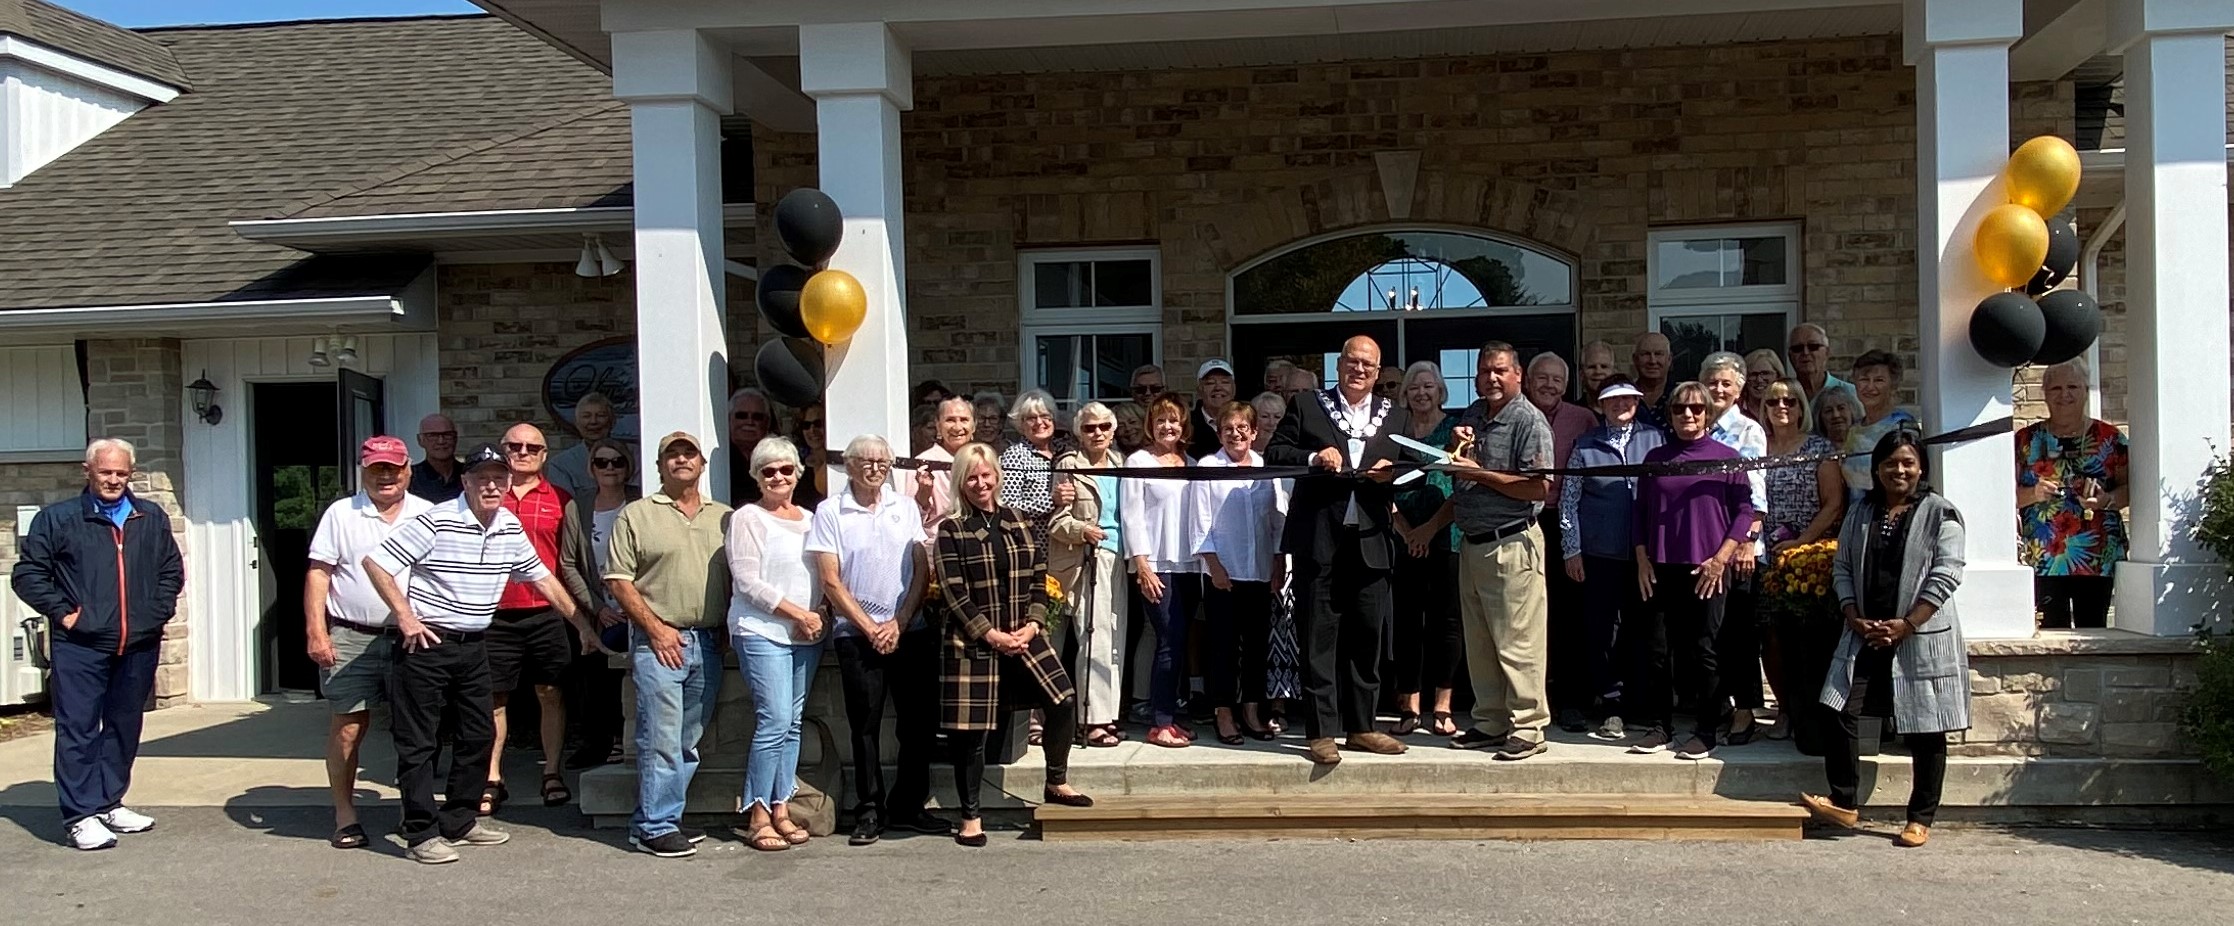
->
<box><xmin>57</xmin><ymin>1</ymin><xmax>479</xmax><ymax>28</ymax></box>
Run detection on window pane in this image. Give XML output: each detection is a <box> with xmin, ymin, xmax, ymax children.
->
<box><xmin>1440</xmin><ymin>348</ymin><xmax>1480</xmax><ymax>409</ymax></box>
<box><xmin>1036</xmin><ymin>335</ymin><xmax>1082</xmax><ymax>403</ymax></box>
<box><xmin>1092</xmin><ymin>260</ymin><xmax>1154</xmax><ymax>307</ymax></box>
<box><xmin>1034</xmin><ymin>261</ymin><xmax>1093</xmax><ymax>309</ymax></box>
<box><xmin>1662</xmin><ymin>311</ymin><xmax>1788</xmax><ymax>382</ymax></box>
<box><xmin>1655</xmin><ymin>235</ymin><xmax>1787</xmax><ymax>290</ymax></box>
<box><xmin>1087</xmin><ymin>334</ymin><xmax>1153</xmax><ymax>404</ymax></box>
<box><xmin>1736</xmin><ymin>236</ymin><xmax>1786</xmax><ymax>286</ymax></box>
<box><xmin>1233</xmin><ymin>230</ymin><xmax>1573</xmax><ymax>315</ymax></box>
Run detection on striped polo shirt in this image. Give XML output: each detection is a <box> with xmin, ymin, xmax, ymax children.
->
<box><xmin>370</xmin><ymin>498</ymin><xmax>551</xmax><ymax>632</ymax></box>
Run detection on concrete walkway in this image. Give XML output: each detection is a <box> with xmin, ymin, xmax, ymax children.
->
<box><xmin>0</xmin><ymin>697</ymin><xmax>396</xmax><ymax>810</ymax></box>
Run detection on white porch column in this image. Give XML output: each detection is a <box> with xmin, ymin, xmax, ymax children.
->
<box><xmin>1906</xmin><ymin>0</ymin><xmax>2033</xmax><ymax>639</ymax></box>
<box><xmin>613</xmin><ymin>30</ymin><xmax>734</xmax><ymax>496</ymax></box>
<box><xmin>800</xmin><ymin>23</ymin><xmax>912</xmax><ymax>469</ymax></box>
<box><xmin>2110</xmin><ymin>0</ymin><xmax>2234</xmax><ymax>635</ymax></box>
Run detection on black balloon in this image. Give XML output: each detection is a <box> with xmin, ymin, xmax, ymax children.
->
<box><xmin>1969</xmin><ymin>291</ymin><xmax>2045</xmax><ymax>368</ymax></box>
<box><xmin>2025</xmin><ymin>216</ymin><xmax>2081</xmax><ymax>295</ymax></box>
<box><xmin>754</xmin><ymin>337</ymin><xmax>825</xmax><ymax>408</ymax></box>
<box><xmin>2032</xmin><ymin>288</ymin><xmax>2103</xmax><ymax>366</ymax></box>
<box><xmin>755</xmin><ymin>264</ymin><xmax>813</xmax><ymax>339</ymax></box>
<box><xmin>774</xmin><ymin>188</ymin><xmax>843</xmax><ymax>267</ymax></box>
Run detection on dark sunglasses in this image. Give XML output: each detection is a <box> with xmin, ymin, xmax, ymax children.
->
<box><xmin>1670</xmin><ymin>403</ymin><xmax>1709</xmax><ymax>416</ymax></box>
<box><xmin>801</xmin><ymin>418</ymin><xmax>825</xmax><ymax>429</ymax></box>
<box><xmin>759</xmin><ymin>464</ymin><xmax>797</xmax><ymax>478</ymax></box>
<box><xmin>1789</xmin><ymin>343</ymin><xmax>1827</xmax><ymax>353</ymax></box>
<box><xmin>502</xmin><ymin>441</ymin><xmax>546</xmax><ymax>454</ymax></box>
<box><xmin>1079</xmin><ymin>422</ymin><xmax>1115</xmax><ymax>433</ymax></box>
<box><xmin>591</xmin><ymin>457</ymin><xmax>628</xmax><ymax>469</ymax></box>
<box><xmin>733</xmin><ymin>411</ymin><xmax>772</xmax><ymax>422</ymax></box>
<box><xmin>1764</xmin><ymin>397</ymin><xmax>1799</xmax><ymax>409</ymax></box>
<box><xmin>1131</xmin><ymin>384</ymin><xmax>1162</xmax><ymax>395</ymax></box>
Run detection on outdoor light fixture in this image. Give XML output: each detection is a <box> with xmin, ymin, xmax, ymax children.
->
<box><xmin>336</xmin><ymin>335</ymin><xmax>359</xmax><ymax>365</ymax></box>
<box><xmin>576</xmin><ymin>234</ymin><xmax>625</xmax><ymax>278</ymax></box>
<box><xmin>307</xmin><ymin>338</ymin><xmax>331</xmax><ymax>367</ymax></box>
<box><xmin>187</xmin><ymin>370</ymin><xmax>222</xmax><ymax>425</ymax></box>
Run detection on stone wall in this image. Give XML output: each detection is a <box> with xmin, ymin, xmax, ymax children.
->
<box><xmin>1959</xmin><ymin>632</ymin><xmax>2198</xmax><ymax>759</ymax></box>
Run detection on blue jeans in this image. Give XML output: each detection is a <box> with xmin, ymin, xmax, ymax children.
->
<box><xmin>735</xmin><ymin>631</ymin><xmax>822</xmax><ymax>812</ymax></box>
<box><xmin>1145</xmin><ymin>572</ymin><xmax>1202</xmax><ymax>727</ymax></box>
<box><xmin>631</xmin><ymin>625</ymin><xmax>721</xmax><ymax>839</ymax></box>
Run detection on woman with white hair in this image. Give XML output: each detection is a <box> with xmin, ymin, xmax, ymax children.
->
<box><xmin>996</xmin><ymin>389</ymin><xmax>1077</xmax><ymax>557</ymax></box>
<box><xmin>1699</xmin><ymin>350</ymin><xmax>1769</xmax><ymax>744</ymax></box>
<box><xmin>1249</xmin><ymin>392</ymin><xmax>1286</xmax><ymax>454</ymax></box>
<box><xmin>2015</xmin><ymin>358</ymin><xmax>2129</xmax><ymax>629</ymax></box>
<box><xmin>1389</xmin><ymin>360</ymin><xmax>1462</xmax><ymax>737</ymax></box>
<box><xmin>1051</xmin><ymin>402</ymin><xmax>1128</xmax><ymax>747</ymax></box>
<box><xmin>724</xmin><ymin>436</ymin><xmax>825</xmax><ymax>852</ymax></box>
<box><xmin>809</xmin><ymin>433</ymin><xmax>946</xmax><ymax>845</ymax></box>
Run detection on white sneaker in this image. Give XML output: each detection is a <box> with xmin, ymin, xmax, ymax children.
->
<box><xmin>99</xmin><ymin>806</ymin><xmax>155</xmax><ymax>834</ymax></box>
<box><xmin>407</xmin><ymin>839</ymin><xmax>461</xmax><ymax>864</ymax></box>
<box><xmin>443</xmin><ymin>822</ymin><xmax>510</xmax><ymax>847</ymax></box>
<box><xmin>68</xmin><ymin>817</ymin><xmax>118</xmax><ymax>851</ymax></box>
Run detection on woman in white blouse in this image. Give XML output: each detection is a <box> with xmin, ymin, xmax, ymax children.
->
<box><xmin>1123</xmin><ymin>392</ymin><xmax>1200</xmax><ymax>748</ymax></box>
<box><xmin>724</xmin><ymin>437</ymin><xmax>826</xmax><ymax>853</ymax></box>
<box><xmin>1188</xmin><ymin>402</ymin><xmax>1287</xmax><ymax>745</ymax></box>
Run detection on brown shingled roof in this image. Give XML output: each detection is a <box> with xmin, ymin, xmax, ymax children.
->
<box><xmin>0</xmin><ymin>0</ymin><xmax>189</xmax><ymax>88</ymax></box>
<box><xmin>277</xmin><ymin>101</ymin><xmax>633</xmax><ymax>219</ymax></box>
<box><xmin>0</xmin><ymin>14</ymin><xmax>614</xmax><ymax>311</ymax></box>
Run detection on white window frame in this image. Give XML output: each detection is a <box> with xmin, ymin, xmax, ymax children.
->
<box><xmin>1017</xmin><ymin>247</ymin><xmax>1162</xmax><ymax>410</ymax></box>
<box><xmin>0</xmin><ymin>343</ymin><xmax>88</xmax><ymax>462</ymax></box>
<box><xmin>1646</xmin><ymin>222</ymin><xmax>1802</xmax><ymax>348</ymax></box>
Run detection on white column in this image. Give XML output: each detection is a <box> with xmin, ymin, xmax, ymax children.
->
<box><xmin>2110</xmin><ymin>0</ymin><xmax>2234</xmax><ymax>635</ymax></box>
<box><xmin>800</xmin><ymin>23</ymin><xmax>912</xmax><ymax>473</ymax></box>
<box><xmin>613</xmin><ymin>30</ymin><xmax>734</xmax><ymax>496</ymax></box>
<box><xmin>1906</xmin><ymin>0</ymin><xmax>2033</xmax><ymax>639</ymax></box>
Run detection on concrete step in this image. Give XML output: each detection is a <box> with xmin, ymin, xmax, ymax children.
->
<box><xmin>1036</xmin><ymin>792</ymin><xmax>1809</xmax><ymax>841</ymax></box>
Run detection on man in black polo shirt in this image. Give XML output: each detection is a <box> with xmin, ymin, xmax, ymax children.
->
<box><xmin>409</xmin><ymin>413</ymin><xmax>463</xmax><ymax>503</ymax></box>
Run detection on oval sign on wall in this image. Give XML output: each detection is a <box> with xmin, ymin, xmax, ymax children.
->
<box><xmin>542</xmin><ymin>336</ymin><xmax>641</xmax><ymax>440</ymax></box>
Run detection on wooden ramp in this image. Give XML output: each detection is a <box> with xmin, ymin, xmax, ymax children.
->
<box><xmin>1036</xmin><ymin>793</ymin><xmax>1809</xmax><ymax>842</ymax></box>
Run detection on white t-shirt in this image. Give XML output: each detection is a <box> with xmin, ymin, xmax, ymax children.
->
<box><xmin>805</xmin><ymin>485</ymin><xmax>925</xmax><ymax>636</ymax></box>
<box><xmin>308</xmin><ymin>492</ymin><xmax>434</xmax><ymax>626</ymax></box>
<box><xmin>727</xmin><ymin>504</ymin><xmax>819</xmax><ymax>643</ymax></box>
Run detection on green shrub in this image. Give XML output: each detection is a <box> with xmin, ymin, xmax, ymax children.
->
<box><xmin>2181</xmin><ymin>453</ymin><xmax>2234</xmax><ymax>779</ymax></box>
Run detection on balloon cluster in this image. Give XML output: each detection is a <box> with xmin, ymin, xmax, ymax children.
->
<box><xmin>753</xmin><ymin>189</ymin><xmax>869</xmax><ymax>408</ymax></box>
<box><xmin>1967</xmin><ymin>137</ymin><xmax>2102</xmax><ymax>369</ymax></box>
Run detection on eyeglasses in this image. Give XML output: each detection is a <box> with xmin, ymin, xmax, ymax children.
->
<box><xmin>1131</xmin><ymin>384</ymin><xmax>1162</xmax><ymax>396</ymax></box>
<box><xmin>1764</xmin><ymin>397</ymin><xmax>1799</xmax><ymax>409</ymax></box>
<box><xmin>802</xmin><ymin>419</ymin><xmax>825</xmax><ymax>429</ymax></box>
<box><xmin>1789</xmin><ymin>343</ymin><xmax>1827</xmax><ymax>353</ymax></box>
<box><xmin>1079</xmin><ymin>422</ymin><xmax>1114</xmax><ymax>433</ymax></box>
<box><xmin>419</xmin><ymin>430</ymin><xmax>457</xmax><ymax>440</ymax></box>
<box><xmin>591</xmin><ymin>457</ymin><xmax>628</xmax><ymax>469</ymax></box>
<box><xmin>1670</xmin><ymin>403</ymin><xmax>1709</xmax><ymax>416</ymax></box>
<box><xmin>502</xmin><ymin>441</ymin><xmax>546</xmax><ymax>455</ymax></box>
<box><xmin>852</xmin><ymin>458</ymin><xmax>892</xmax><ymax>469</ymax></box>
<box><xmin>759</xmin><ymin>464</ymin><xmax>797</xmax><ymax>478</ymax></box>
<box><xmin>733</xmin><ymin>411</ymin><xmax>772</xmax><ymax>422</ymax></box>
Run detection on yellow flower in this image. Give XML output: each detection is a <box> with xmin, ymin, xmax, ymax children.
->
<box><xmin>1044</xmin><ymin>575</ymin><xmax>1064</xmax><ymax>600</ymax></box>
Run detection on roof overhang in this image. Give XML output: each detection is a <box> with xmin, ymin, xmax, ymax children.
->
<box><xmin>0</xmin><ymin>266</ymin><xmax>438</xmax><ymax>341</ymax></box>
<box><xmin>0</xmin><ymin>34</ymin><xmax>180</xmax><ymax>103</ymax></box>
<box><xmin>231</xmin><ymin>203</ymin><xmax>757</xmax><ymax>254</ymax></box>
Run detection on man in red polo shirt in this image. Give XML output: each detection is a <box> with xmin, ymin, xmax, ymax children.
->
<box><xmin>486</xmin><ymin>422</ymin><xmax>595</xmax><ymax>812</ymax></box>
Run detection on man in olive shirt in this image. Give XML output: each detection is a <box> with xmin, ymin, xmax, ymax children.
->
<box><xmin>605</xmin><ymin>430</ymin><xmax>733</xmax><ymax>858</ymax></box>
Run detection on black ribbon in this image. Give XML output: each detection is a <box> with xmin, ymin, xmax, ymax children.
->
<box><xmin>884</xmin><ymin>418</ymin><xmax>2011</xmax><ymax>482</ymax></box>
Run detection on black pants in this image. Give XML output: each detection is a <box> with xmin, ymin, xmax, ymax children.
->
<box><xmin>1822</xmin><ymin>646</ymin><xmax>1947</xmax><ymax>826</ymax></box>
<box><xmin>1292</xmin><ymin>533</ymin><xmax>1392</xmax><ymax>738</ymax></box>
<box><xmin>1390</xmin><ymin>546</ymin><xmax>1462</xmax><ymax>697</ymax></box>
<box><xmin>1203</xmin><ymin>580</ymin><xmax>1272</xmax><ymax>708</ymax></box>
<box><xmin>1635</xmin><ymin>563</ymin><xmax>1726</xmax><ymax>744</ymax></box>
<box><xmin>1540</xmin><ymin>511</ymin><xmax>1590</xmax><ymax>715</ymax></box>
<box><xmin>389</xmin><ymin>632</ymin><xmax>495</xmax><ymax>846</ymax></box>
<box><xmin>2036</xmin><ymin>574</ymin><xmax>2112</xmax><ymax>629</ymax></box>
<box><xmin>1720</xmin><ymin>577</ymin><xmax>1765</xmax><ymax>710</ymax></box>
<box><xmin>834</xmin><ymin>628</ymin><xmax>938</xmax><ymax>818</ymax></box>
<box><xmin>563</xmin><ymin>642</ymin><xmax>622</xmax><ymax>761</ymax></box>
<box><xmin>1576</xmin><ymin>555</ymin><xmax>1635</xmax><ymax>712</ymax></box>
<box><xmin>951</xmin><ymin>662</ymin><xmax>1074</xmax><ymax>820</ymax></box>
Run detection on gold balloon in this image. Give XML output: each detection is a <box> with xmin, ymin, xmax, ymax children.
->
<box><xmin>800</xmin><ymin>269</ymin><xmax>867</xmax><ymax>345</ymax></box>
<box><xmin>1974</xmin><ymin>203</ymin><xmax>2050</xmax><ymax>289</ymax></box>
<box><xmin>2005</xmin><ymin>135</ymin><xmax>2081</xmax><ymax>218</ymax></box>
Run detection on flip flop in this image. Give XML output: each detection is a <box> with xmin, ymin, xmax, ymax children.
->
<box><xmin>748</xmin><ymin>826</ymin><xmax>790</xmax><ymax>852</ymax></box>
<box><xmin>329</xmin><ymin>823</ymin><xmax>367</xmax><ymax>850</ymax></box>
<box><xmin>1428</xmin><ymin>712</ymin><xmax>1461</xmax><ymax>737</ymax></box>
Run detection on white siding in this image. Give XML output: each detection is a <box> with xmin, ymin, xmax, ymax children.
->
<box><xmin>0</xmin><ymin>60</ymin><xmax>146</xmax><ymax>188</ymax></box>
<box><xmin>0</xmin><ymin>344</ymin><xmax>87</xmax><ymax>455</ymax></box>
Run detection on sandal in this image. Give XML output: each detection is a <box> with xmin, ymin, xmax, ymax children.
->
<box><xmin>329</xmin><ymin>823</ymin><xmax>367</xmax><ymax>850</ymax></box>
<box><xmin>541</xmin><ymin>772</ymin><xmax>571</xmax><ymax>807</ymax></box>
<box><xmin>774</xmin><ymin>818</ymin><xmax>810</xmax><ymax>845</ymax></box>
<box><xmin>1085</xmin><ymin>725</ymin><xmax>1124</xmax><ymax>748</ymax></box>
<box><xmin>1726</xmin><ymin>720</ymin><xmax>1758</xmax><ymax>747</ymax></box>
<box><xmin>1027</xmin><ymin>716</ymin><xmax>1045</xmax><ymax>747</ymax></box>
<box><xmin>479</xmin><ymin>780</ymin><xmax>507</xmax><ymax>816</ymax></box>
<box><xmin>1428</xmin><ymin>711</ymin><xmax>1460</xmax><ymax>737</ymax></box>
<box><xmin>1215</xmin><ymin>711</ymin><xmax>1244</xmax><ymax>746</ymax></box>
<box><xmin>1147</xmin><ymin>725</ymin><xmax>1190</xmax><ymax>748</ymax></box>
<box><xmin>748</xmin><ymin>825</ymin><xmax>790</xmax><ymax>852</ymax></box>
<box><xmin>1392</xmin><ymin>711</ymin><xmax>1422</xmax><ymax>736</ymax></box>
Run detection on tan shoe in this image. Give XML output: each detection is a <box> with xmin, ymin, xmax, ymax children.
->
<box><xmin>1343</xmin><ymin>730</ymin><xmax>1409</xmax><ymax>755</ymax></box>
<box><xmin>1894</xmin><ymin>823</ymin><xmax>1930</xmax><ymax>847</ymax></box>
<box><xmin>1305</xmin><ymin>737</ymin><xmax>1342</xmax><ymax>766</ymax></box>
<box><xmin>1799</xmin><ymin>793</ymin><xmax>1859</xmax><ymax>829</ymax></box>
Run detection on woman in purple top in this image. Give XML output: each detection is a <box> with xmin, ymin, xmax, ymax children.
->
<box><xmin>1628</xmin><ymin>381</ymin><xmax>1755</xmax><ymax>761</ymax></box>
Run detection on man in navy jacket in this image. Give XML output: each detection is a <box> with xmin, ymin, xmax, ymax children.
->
<box><xmin>11</xmin><ymin>437</ymin><xmax>184</xmax><ymax>850</ymax></box>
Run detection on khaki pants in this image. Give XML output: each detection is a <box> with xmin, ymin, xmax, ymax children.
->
<box><xmin>1456</xmin><ymin>525</ymin><xmax>1551</xmax><ymax>741</ymax></box>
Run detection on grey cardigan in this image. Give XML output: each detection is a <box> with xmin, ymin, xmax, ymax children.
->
<box><xmin>1821</xmin><ymin>492</ymin><xmax>1972</xmax><ymax>735</ymax></box>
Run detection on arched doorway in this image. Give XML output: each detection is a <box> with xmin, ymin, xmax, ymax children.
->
<box><xmin>1227</xmin><ymin>227</ymin><xmax>1578</xmax><ymax>407</ymax></box>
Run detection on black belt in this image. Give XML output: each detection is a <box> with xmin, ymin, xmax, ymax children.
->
<box><xmin>391</xmin><ymin>628</ymin><xmax>486</xmax><ymax>644</ymax></box>
<box><xmin>327</xmin><ymin>617</ymin><xmax>393</xmax><ymax>636</ymax></box>
<box><xmin>1464</xmin><ymin>519</ymin><xmax>1535</xmax><ymax>546</ymax></box>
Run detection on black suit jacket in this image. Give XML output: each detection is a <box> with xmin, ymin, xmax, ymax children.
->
<box><xmin>1263</xmin><ymin>389</ymin><xmax>1412</xmax><ymax>571</ymax></box>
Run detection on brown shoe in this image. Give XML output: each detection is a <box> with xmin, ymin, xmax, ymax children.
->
<box><xmin>1305</xmin><ymin>737</ymin><xmax>1342</xmax><ymax>766</ymax></box>
<box><xmin>1343</xmin><ymin>731</ymin><xmax>1409</xmax><ymax>755</ymax></box>
<box><xmin>1894</xmin><ymin>823</ymin><xmax>1930</xmax><ymax>847</ymax></box>
<box><xmin>1799</xmin><ymin>793</ymin><xmax>1859</xmax><ymax>829</ymax></box>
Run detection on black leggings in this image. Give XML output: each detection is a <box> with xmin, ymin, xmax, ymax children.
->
<box><xmin>951</xmin><ymin>666</ymin><xmax>1075</xmax><ymax>820</ymax></box>
<box><xmin>1634</xmin><ymin>563</ymin><xmax>1727</xmax><ymax>744</ymax></box>
<box><xmin>1391</xmin><ymin>547</ymin><xmax>1463</xmax><ymax>697</ymax></box>
<box><xmin>1203</xmin><ymin>580</ymin><xmax>1271</xmax><ymax>708</ymax></box>
<box><xmin>2036</xmin><ymin>575</ymin><xmax>2112</xmax><ymax>629</ymax></box>
<box><xmin>1822</xmin><ymin>646</ymin><xmax>1947</xmax><ymax>826</ymax></box>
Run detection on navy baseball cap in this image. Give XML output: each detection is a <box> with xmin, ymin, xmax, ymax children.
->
<box><xmin>463</xmin><ymin>442</ymin><xmax>508</xmax><ymax>473</ymax></box>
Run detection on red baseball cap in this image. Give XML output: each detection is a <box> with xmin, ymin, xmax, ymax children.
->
<box><xmin>360</xmin><ymin>435</ymin><xmax>410</xmax><ymax>468</ymax></box>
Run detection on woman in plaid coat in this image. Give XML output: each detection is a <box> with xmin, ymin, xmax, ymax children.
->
<box><xmin>934</xmin><ymin>442</ymin><xmax>1095</xmax><ymax>846</ymax></box>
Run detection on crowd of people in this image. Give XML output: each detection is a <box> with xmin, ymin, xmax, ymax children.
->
<box><xmin>11</xmin><ymin>321</ymin><xmax>2132</xmax><ymax>858</ymax></box>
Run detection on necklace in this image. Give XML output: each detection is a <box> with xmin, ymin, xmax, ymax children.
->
<box><xmin>1317</xmin><ymin>389</ymin><xmax>1389</xmax><ymax>440</ymax></box>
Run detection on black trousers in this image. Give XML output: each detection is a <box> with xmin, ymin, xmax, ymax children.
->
<box><xmin>2036</xmin><ymin>574</ymin><xmax>2112</xmax><ymax>629</ymax></box>
<box><xmin>1292</xmin><ymin>533</ymin><xmax>1392</xmax><ymax>738</ymax></box>
<box><xmin>389</xmin><ymin>632</ymin><xmax>495</xmax><ymax>846</ymax></box>
<box><xmin>1203</xmin><ymin>580</ymin><xmax>1272</xmax><ymax>708</ymax></box>
<box><xmin>563</xmin><ymin>640</ymin><xmax>622</xmax><ymax>761</ymax></box>
<box><xmin>1540</xmin><ymin>511</ymin><xmax>1591</xmax><ymax>715</ymax></box>
<box><xmin>1720</xmin><ymin>577</ymin><xmax>1765</xmax><ymax>710</ymax></box>
<box><xmin>1822</xmin><ymin>646</ymin><xmax>1947</xmax><ymax>826</ymax></box>
<box><xmin>1390</xmin><ymin>546</ymin><xmax>1462</xmax><ymax>697</ymax></box>
<box><xmin>1576</xmin><ymin>555</ymin><xmax>1635</xmax><ymax>711</ymax></box>
<box><xmin>1635</xmin><ymin>563</ymin><xmax>1726</xmax><ymax>744</ymax></box>
<box><xmin>951</xmin><ymin>661</ymin><xmax>1074</xmax><ymax>820</ymax></box>
<box><xmin>834</xmin><ymin>627</ymin><xmax>938</xmax><ymax>818</ymax></box>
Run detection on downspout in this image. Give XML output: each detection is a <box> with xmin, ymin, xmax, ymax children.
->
<box><xmin>2077</xmin><ymin>200</ymin><xmax>2126</xmax><ymax>421</ymax></box>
